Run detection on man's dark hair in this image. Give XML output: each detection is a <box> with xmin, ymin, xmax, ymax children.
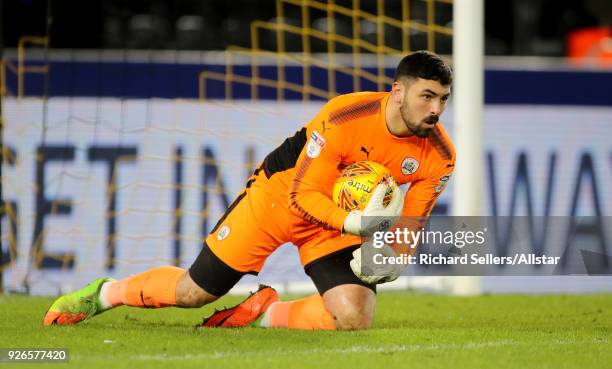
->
<box><xmin>393</xmin><ymin>50</ymin><xmax>453</xmax><ymax>86</ymax></box>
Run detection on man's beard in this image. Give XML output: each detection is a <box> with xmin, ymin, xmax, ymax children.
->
<box><xmin>401</xmin><ymin>107</ymin><xmax>438</xmax><ymax>138</ymax></box>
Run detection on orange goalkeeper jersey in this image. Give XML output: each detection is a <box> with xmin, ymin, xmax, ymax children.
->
<box><xmin>259</xmin><ymin>91</ymin><xmax>455</xmax><ymax>232</ymax></box>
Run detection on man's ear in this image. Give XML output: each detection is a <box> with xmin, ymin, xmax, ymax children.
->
<box><xmin>392</xmin><ymin>78</ymin><xmax>413</xmax><ymax>104</ymax></box>
<box><xmin>391</xmin><ymin>81</ymin><xmax>404</xmax><ymax>104</ymax></box>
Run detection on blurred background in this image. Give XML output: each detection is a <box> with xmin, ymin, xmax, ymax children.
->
<box><xmin>1</xmin><ymin>0</ymin><xmax>611</xmax><ymax>296</ymax></box>
<box><xmin>3</xmin><ymin>0</ymin><xmax>611</xmax><ymax>58</ymax></box>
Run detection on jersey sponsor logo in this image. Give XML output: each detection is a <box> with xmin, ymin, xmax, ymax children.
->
<box><xmin>217</xmin><ymin>225</ymin><xmax>231</xmax><ymax>241</ymax></box>
<box><xmin>306</xmin><ymin>130</ymin><xmax>326</xmax><ymax>158</ymax></box>
<box><xmin>360</xmin><ymin>146</ymin><xmax>373</xmax><ymax>158</ymax></box>
<box><xmin>401</xmin><ymin>157</ymin><xmax>419</xmax><ymax>175</ymax></box>
<box><xmin>435</xmin><ymin>175</ymin><xmax>451</xmax><ymax>193</ymax></box>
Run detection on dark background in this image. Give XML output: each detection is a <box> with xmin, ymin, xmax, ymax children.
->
<box><xmin>2</xmin><ymin>0</ymin><xmax>610</xmax><ymax>55</ymax></box>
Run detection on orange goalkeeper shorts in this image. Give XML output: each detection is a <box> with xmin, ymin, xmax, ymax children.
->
<box><xmin>205</xmin><ymin>167</ymin><xmax>361</xmax><ymax>274</ymax></box>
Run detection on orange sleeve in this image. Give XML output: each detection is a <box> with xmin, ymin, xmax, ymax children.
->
<box><xmin>394</xmin><ymin>152</ymin><xmax>454</xmax><ymax>255</ymax></box>
<box><xmin>403</xmin><ymin>126</ymin><xmax>456</xmax><ymax>218</ymax></box>
<box><xmin>402</xmin><ymin>167</ymin><xmax>453</xmax><ymax>217</ymax></box>
<box><xmin>288</xmin><ymin>104</ymin><xmax>349</xmax><ymax>231</ymax></box>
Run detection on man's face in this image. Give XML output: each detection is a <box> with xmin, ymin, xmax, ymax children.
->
<box><xmin>398</xmin><ymin>78</ymin><xmax>451</xmax><ymax>138</ymax></box>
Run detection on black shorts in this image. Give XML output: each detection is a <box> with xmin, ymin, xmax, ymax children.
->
<box><xmin>188</xmin><ymin>243</ymin><xmax>376</xmax><ymax>296</ymax></box>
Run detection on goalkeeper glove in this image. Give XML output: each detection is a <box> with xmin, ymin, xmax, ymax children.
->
<box><xmin>342</xmin><ymin>182</ymin><xmax>405</xmax><ymax>237</ymax></box>
<box><xmin>349</xmin><ymin>244</ymin><xmax>404</xmax><ymax>285</ymax></box>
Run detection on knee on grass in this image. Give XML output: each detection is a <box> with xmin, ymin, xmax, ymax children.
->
<box><xmin>332</xmin><ymin>305</ymin><xmax>374</xmax><ymax>330</ymax></box>
<box><xmin>322</xmin><ymin>284</ymin><xmax>376</xmax><ymax>330</ymax></box>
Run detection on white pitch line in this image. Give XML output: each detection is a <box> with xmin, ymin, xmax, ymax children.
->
<box><xmin>131</xmin><ymin>340</ymin><xmax>518</xmax><ymax>361</ymax></box>
<box><xmin>71</xmin><ymin>338</ymin><xmax>606</xmax><ymax>362</ymax></box>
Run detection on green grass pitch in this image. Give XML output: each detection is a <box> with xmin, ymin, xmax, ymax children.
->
<box><xmin>0</xmin><ymin>292</ymin><xmax>610</xmax><ymax>368</ymax></box>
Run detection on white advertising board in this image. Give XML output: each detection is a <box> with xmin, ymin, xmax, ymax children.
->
<box><xmin>2</xmin><ymin>98</ymin><xmax>611</xmax><ymax>294</ymax></box>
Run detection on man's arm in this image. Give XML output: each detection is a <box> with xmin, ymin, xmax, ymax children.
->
<box><xmin>350</xmin><ymin>165</ymin><xmax>454</xmax><ymax>284</ymax></box>
<box><xmin>288</xmin><ymin>110</ymin><xmax>349</xmax><ymax>231</ymax></box>
<box><xmin>288</xmin><ymin>107</ymin><xmax>404</xmax><ymax>235</ymax></box>
<box><xmin>394</xmin><ymin>125</ymin><xmax>457</xmax><ymax>254</ymax></box>
<box><xmin>392</xmin><ymin>165</ymin><xmax>454</xmax><ymax>255</ymax></box>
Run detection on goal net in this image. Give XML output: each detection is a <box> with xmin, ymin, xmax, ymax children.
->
<box><xmin>1</xmin><ymin>0</ymin><xmax>459</xmax><ymax>295</ymax></box>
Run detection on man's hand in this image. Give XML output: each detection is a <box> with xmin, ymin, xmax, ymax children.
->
<box><xmin>349</xmin><ymin>244</ymin><xmax>405</xmax><ymax>285</ymax></box>
<box><xmin>343</xmin><ymin>182</ymin><xmax>405</xmax><ymax>236</ymax></box>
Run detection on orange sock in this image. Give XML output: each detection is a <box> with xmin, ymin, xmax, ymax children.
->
<box><xmin>105</xmin><ymin>266</ymin><xmax>185</xmax><ymax>308</ymax></box>
<box><xmin>262</xmin><ymin>294</ymin><xmax>336</xmax><ymax>330</ymax></box>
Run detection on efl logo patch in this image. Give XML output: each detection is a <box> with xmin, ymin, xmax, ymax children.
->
<box><xmin>306</xmin><ymin>130</ymin><xmax>326</xmax><ymax>158</ymax></box>
<box><xmin>401</xmin><ymin>157</ymin><xmax>419</xmax><ymax>175</ymax></box>
<box><xmin>435</xmin><ymin>175</ymin><xmax>451</xmax><ymax>193</ymax></box>
<box><xmin>217</xmin><ymin>225</ymin><xmax>231</xmax><ymax>241</ymax></box>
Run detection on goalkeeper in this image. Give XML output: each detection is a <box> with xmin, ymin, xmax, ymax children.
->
<box><xmin>43</xmin><ymin>51</ymin><xmax>454</xmax><ymax>330</ymax></box>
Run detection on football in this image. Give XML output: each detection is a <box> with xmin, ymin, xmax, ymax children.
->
<box><xmin>332</xmin><ymin>161</ymin><xmax>395</xmax><ymax>211</ymax></box>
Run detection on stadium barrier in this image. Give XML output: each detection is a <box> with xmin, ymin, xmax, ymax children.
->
<box><xmin>2</xmin><ymin>67</ymin><xmax>611</xmax><ymax>293</ymax></box>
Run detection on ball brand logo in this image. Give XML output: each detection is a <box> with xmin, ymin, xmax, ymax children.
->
<box><xmin>401</xmin><ymin>157</ymin><xmax>419</xmax><ymax>175</ymax></box>
<box><xmin>306</xmin><ymin>130</ymin><xmax>326</xmax><ymax>158</ymax></box>
<box><xmin>347</xmin><ymin>179</ymin><xmax>372</xmax><ymax>193</ymax></box>
<box><xmin>217</xmin><ymin>225</ymin><xmax>231</xmax><ymax>241</ymax></box>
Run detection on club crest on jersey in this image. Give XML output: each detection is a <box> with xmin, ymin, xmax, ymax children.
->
<box><xmin>306</xmin><ymin>130</ymin><xmax>326</xmax><ymax>158</ymax></box>
<box><xmin>217</xmin><ymin>225</ymin><xmax>230</xmax><ymax>241</ymax></box>
<box><xmin>401</xmin><ymin>157</ymin><xmax>419</xmax><ymax>175</ymax></box>
<box><xmin>435</xmin><ymin>175</ymin><xmax>451</xmax><ymax>193</ymax></box>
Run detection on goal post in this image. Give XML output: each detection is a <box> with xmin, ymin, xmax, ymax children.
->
<box><xmin>451</xmin><ymin>0</ymin><xmax>484</xmax><ymax>295</ymax></box>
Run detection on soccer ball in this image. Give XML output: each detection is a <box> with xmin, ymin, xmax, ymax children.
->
<box><xmin>332</xmin><ymin>161</ymin><xmax>395</xmax><ymax>211</ymax></box>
